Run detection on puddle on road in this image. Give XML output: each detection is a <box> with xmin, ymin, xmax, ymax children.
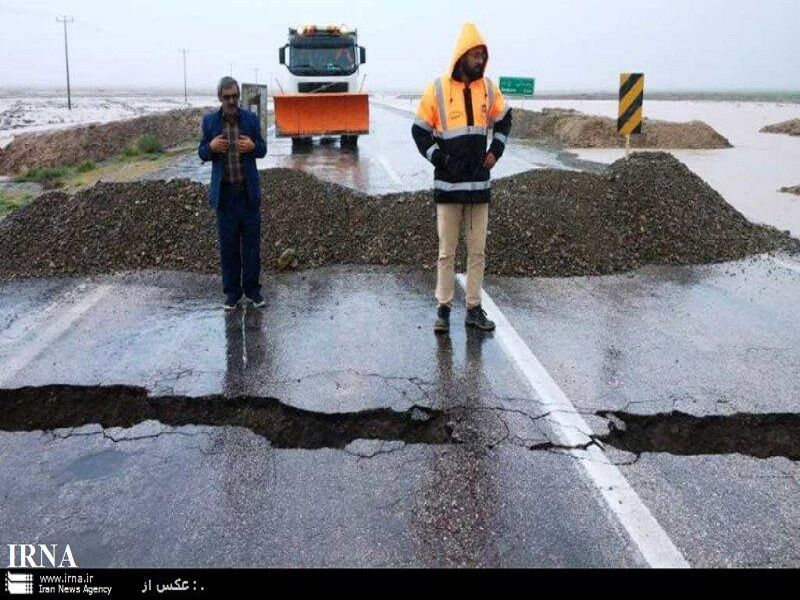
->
<box><xmin>0</xmin><ymin>384</ymin><xmax>452</xmax><ymax>449</ymax></box>
<box><xmin>596</xmin><ymin>411</ymin><xmax>800</xmax><ymax>461</ymax></box>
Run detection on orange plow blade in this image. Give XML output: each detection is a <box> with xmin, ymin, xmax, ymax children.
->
<box><xmin>274</xmin><ymin>93</ymin><xmax>370</xmax><ymax>137</ymax></box>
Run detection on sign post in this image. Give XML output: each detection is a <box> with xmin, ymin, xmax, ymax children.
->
<box><xmin>617</xmin><ymin>73</ymin><xmax>644</xmax><ymax>159</ymax></box>
<box><xmin>241</xmin><ymin>83</ymin><xmax>269</xmax><ymax>135</ymax></box>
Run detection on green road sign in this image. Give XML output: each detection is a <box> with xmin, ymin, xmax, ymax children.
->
<box><xmin>499</xmin><ymin>76</ymin><xmax>535</xmax><ymax>96</ymax></box>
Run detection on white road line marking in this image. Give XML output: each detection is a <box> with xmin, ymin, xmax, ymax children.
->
<box><xmin>0</xmin><ymin>284</ymin><xmax>112</xmax><ymax>387</ymax></box>
<box><xmin>378</xmin><ymin>155</ymin><xmax>403</xmax><ymax>186</ymax></box>
<box><xmin>457</xmin><ymin>274</ymin><xmax>690</xmax><ymax>568</ymax></box>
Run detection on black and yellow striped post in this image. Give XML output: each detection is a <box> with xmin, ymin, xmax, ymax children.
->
<box><xmin>618</xmin><ymin>73</ymin><xmax>644</xmax><ymax>158</ymax></box>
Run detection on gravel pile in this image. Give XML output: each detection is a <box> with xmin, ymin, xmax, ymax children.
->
<box><xmin>512</xmin><ymin>108</ymin><xmax>732</xmax><ymax>149</ymax></box>
<box><xmin>761</xmin><ymin>119</ymin><xmax>800</xmax><ymax>137</ymax></box>
<box><xmin>486</xmin><ymin>153</ymin><xmax>795</xmax><ymax>275</ymax></box>
<box><xmin>0</xmin><ymin>107</ymin><xmax>210</xmax><ymax>174</ymax></box>
<box><xmin>0</xmin><ymin>153</ymin><xmax>796</xmax><ymax>280</ymax></box>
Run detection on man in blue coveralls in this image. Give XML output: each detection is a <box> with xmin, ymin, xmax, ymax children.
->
<box><xmin>198</xmin><ymin>76</ymin><xmax>268</xmax><ymax>310</ymax></box>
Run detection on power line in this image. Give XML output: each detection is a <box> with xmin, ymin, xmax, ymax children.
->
<box><xmin>56</xmin><ymin>16</ymin><xmax>74</xmax><ymax>109</ymax></box>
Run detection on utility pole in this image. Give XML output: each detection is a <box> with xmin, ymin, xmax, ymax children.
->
<box><xmin>56</xmin><ymin>16</ymin><xmax>74</xmax><ymax>110</ymax></box>
<box><xmin>254</xmin><ymin>68</ymin><xmax>259</xmax><ymax>85</ymax></box>
<box><xmin>179</xmin><ymin>49</ymin><xmax>188</xmax><ymax>104</ymax></box>
<box><xmin>229</xmin><ymin>63</ymin><xmax>234</xmax><ymax>77</ymax></box>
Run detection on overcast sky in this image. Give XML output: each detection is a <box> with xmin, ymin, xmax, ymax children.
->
<box><xmin>1</xmin><ymin>0</ymin><xmax>798</xmax><ymax>92</ymax></box>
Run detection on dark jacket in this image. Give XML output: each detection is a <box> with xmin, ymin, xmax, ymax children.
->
<box><xmin>411</xmin><ymin>22</ymin><xmax>512</xmax><ymax>204</ymax></box>
<box><xmin>198</xmin><ymin>107</ymin><xmax>267</xmax><ymax>209</ymax></box>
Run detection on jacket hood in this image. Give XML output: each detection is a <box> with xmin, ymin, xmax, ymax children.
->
<box><xmin>449</xmin><ymin>22</ymin><xmax>488</xmax><ymax>79</ymax></box>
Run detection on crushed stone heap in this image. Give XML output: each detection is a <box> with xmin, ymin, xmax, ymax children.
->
<box><xmin>0</xmin><ymin>153</ymin><xmax>796</xmax><ymax>280</ymax></box>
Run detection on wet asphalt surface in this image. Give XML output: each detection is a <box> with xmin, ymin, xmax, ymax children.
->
<box><xmin>1</xmin><ymin>260</ymin><xmax>799</xmax><ymax>567</ymax></box>
<box><xmin>485</xmin><ymin>256</ymin><xmax>800</xmax><ymax>567</ymax></box>
<box><xmin>0</xmin><ymin>269</ymin><xmax>642</xmax><ymax>568</ymax></box>
<box><xmin>1</xmin><ymin>102</ymin><xmax>800</xmax><ymax>567</ymax></box>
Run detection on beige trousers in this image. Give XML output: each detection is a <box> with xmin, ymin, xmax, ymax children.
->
<box><xmin>435</xmin><ymin>202</ymin><xmax>489</xmax><ymax>309</ymax></box>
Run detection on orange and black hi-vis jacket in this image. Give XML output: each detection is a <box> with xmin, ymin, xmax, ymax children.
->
<box><xmin>412</xmin><ymin>23</ymin><xmax>512</xmax><ymax>204</ymax></box>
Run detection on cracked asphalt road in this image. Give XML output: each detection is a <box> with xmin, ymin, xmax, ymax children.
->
<box><xmin>485</xmin><ymin>255</ymin><xmax>800</xmax><ymax>567</ymax></box>
<box><xmin>1</xmin><ymin>261</ymin><xmax>799</xmax><ymax>567</ymax></box>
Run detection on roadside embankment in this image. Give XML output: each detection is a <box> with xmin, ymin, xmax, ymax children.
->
<box><xmin>0</xmin><ymin>107</ymin><xmax>211</xmax><ymax>175</ymax></box>
<box><xmin>512</xmin><ymin>107</ymin><xmax>732</xmax><ymax>149</ymax></box>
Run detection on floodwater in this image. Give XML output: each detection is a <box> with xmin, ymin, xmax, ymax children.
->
<box><xmin>0</xmin><ymin>90</ymin><xmax>216</xmax><ymax>148</ymax></box>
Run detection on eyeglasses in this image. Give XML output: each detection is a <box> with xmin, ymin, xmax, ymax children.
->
<box><xmin>221</xmin><ymin>93</ymin><xmax>239</xmax><ymax>101</ymax></box>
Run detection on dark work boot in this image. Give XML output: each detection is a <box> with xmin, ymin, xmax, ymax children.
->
<box><xmin>465</xmin><ymin>305</ymin><xmax>495</xmax><ymax>332</ymax></box>
<box><xmin>433</xmin><ymin>305</ymin><xmax>451</xmax><ymax>334</ymax></box>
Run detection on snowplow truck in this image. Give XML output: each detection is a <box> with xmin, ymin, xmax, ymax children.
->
<box><xmin>276</xmin><ymin>25</ymin><xmax>369</xmax><ymax>148</ymax></box>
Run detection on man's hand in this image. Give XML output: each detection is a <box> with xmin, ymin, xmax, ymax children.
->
<box><xmin>238</xmin><ymin>135</ymin><xmax>256</xmax><ymax>154</ymax></box>
<box><xmin>483</xmin><ymin>152</ymin><xmax>497</xmax><ymax>170</ymax></box>
<box><xmin>209</xmin><ymin>135</ymin><xmax>229</xmax><ymax>154</ymax></box>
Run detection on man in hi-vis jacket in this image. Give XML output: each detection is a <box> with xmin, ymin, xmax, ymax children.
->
<box><xmin>412</xmin><ymin>22</ymin><xmax>512</xmax><ymax>334</ymax></box>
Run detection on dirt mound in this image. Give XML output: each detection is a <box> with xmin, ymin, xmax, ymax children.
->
<box><xmin>780</xmin><ymin>185</ymin><xmax>800</xmax><ymax>196</ymax></box>
<box><xmin>0</xmin><ymin>107</ymin><xmax>210</xmax><ymax>175</ymax></box>
<box><xmin>761</xmin><ymin>119</ymin><xmax>800</xmax><ymax>137</ymax></box>
<box><xmin>512</xmin><ymin>108</ymin><xmax>732</xmax><ymax>149</ymax></box>
<box><xmin>0</xmin><ymin>154</ymin><xmax>795</xmax><ymax>281</ymax></box>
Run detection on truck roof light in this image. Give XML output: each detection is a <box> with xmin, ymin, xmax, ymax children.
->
<box><xmin>295</xmin><ymin>24</ymin><xmax>353</xmax><ymax>36</ymax></box>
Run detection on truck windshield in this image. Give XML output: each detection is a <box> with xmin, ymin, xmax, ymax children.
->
<box><xmin>289</xmin><ymin>45</ymin><xmax>357</xmax><ymax>76</ymax></box>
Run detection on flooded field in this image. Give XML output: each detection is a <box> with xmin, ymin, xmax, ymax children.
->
<box><xmin>0</xmin><ymin>89</ymin><xmax>216</xmax><ymax>148</ymax></box>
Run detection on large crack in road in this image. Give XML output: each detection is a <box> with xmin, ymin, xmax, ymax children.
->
<box><xmin>0</xmin><ymin>385</ymin><xmax>453</xmax><ymax>449</ymax></box>
<box><xmin>2</xmin><ymin>385</ymin><xmax>799</xmax><ymax>461</ymax></box>
<box><xmin>597</xmin><ymin>410</ymin><xmax>800</xmax><ymax>461</ymax></box>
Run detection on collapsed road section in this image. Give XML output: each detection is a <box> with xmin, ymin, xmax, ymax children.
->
<box><xmin>0</xmin><ymin>152</ymin><xmax>796</xmax><ymax>280</ymax></box>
